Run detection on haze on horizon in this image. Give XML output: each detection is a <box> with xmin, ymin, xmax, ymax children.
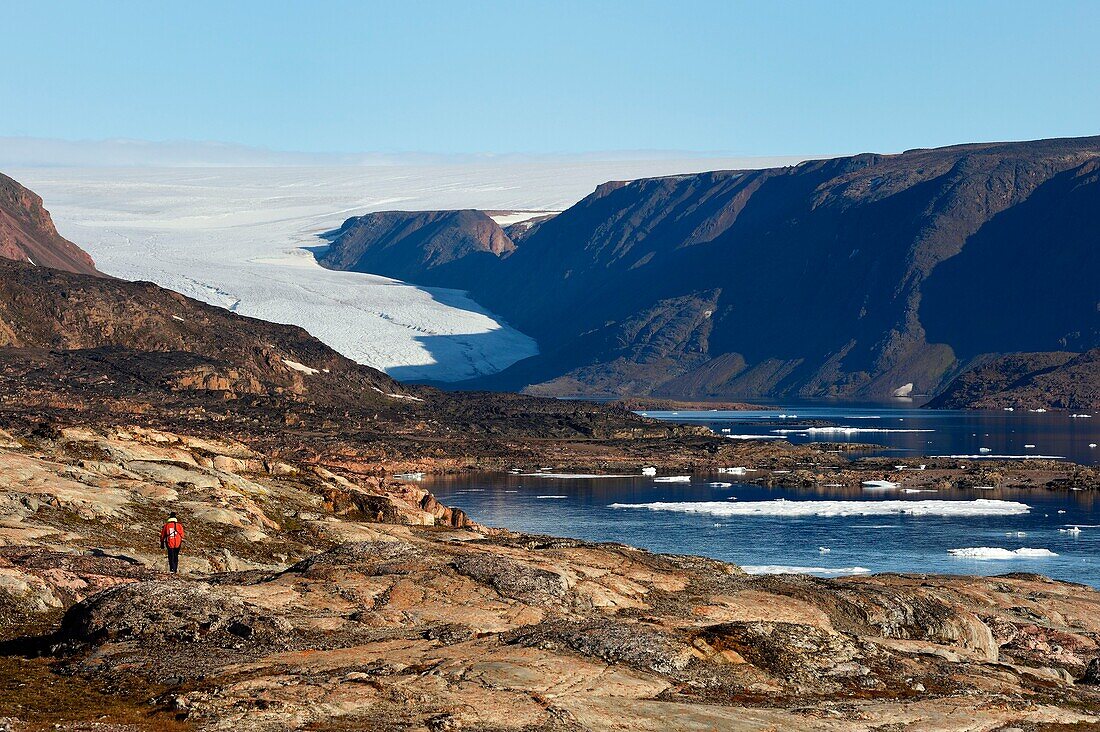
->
<box><xmin>4</xmin><ymin>0</ymin><xmax>1099</xmax><ymax>161</ymax></box>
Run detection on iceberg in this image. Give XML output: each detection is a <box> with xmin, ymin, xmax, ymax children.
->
<box><xmin>654</xmin><ymin>475</ymin><xmax>692</xmax><ymax>483</ymax></box>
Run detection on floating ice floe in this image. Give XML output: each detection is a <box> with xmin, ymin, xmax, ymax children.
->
<box><xmin>1024</xmin><ymin>444</ymin><xmax>1036</xmax><ymax>448</ymax></box>
<box><xmin>536</xmin><ymin>495</ymin><xmax>568</xmax><ymax>499</ymax></box>
<box><xmin>978</xmin><ymin>447</ymin><xmax>992</xmax><ymax>453</ymax></box>
<box><xmin>1028</xmin><ymin>408</ymin><xmax>1048</xmax><ymax>413</ymax></box>
<box><xmin>1060</xmin><ymin>527</ymin><xmax>1082</xmax><ymax>535</ymax></box>
<box><xmin>282</xmin><ymin>358</ymin><xmax>320</xmax><ymax>376</ymax></box>
<box><xmin>708</xmin><ymin>482</ymin><xmax>733</xmax><ymax>488</ymax></box>
<box><xmin>771</xmin><ymin>427</ymin><xmax>933</xmax><ymax>435</ymax></box>
<box><xmin>641</xmin><ymin>467</ymin><xmax>657</xmax><ymax>476</ymax></box>
<box><xmin>654</xmin><ymin>475</ymin><xmax>691</xmax><ymax>483</ymax></box>
<box><xmin>718</xmin><ymin>467</ymin><xmax>752</xmax><ymax>475</ymax></box>
<box><xmin>948</xmin><ymin>547</ymin><xmax>1057</xmax><ymax>559</ymax></box>
<box><xmin>522</xmin><ymin>473</ymin><xmax>633</xmax><ymax>479</ymax></box>
<box><xmin>608</xmin><ymin>499</ymin><xmax>1030</xmax><ymax>518</ymax></box>
<box><xmin>818</xmin><ymin>547</ymin><xmax>831</xmax><ymax>554</ymax></box>
<box><xmin>1003</xmin><ymin>407</ymin><xmax>1015</xmax><ymax>411</ymax></box>
<box><xmin>1070</xmin><ymin>414</ymin><xmax>1092</xmax><ymax>418</ymax></box>
<box><xmin>725</xmin><ymin>434</ymin><xmax>785</xmax><ymax>440</ymax></box>
<box><xmin>901</xmin><ymin>488</ymin><xmax>937</xmax><ymax>493</ymax></box>
<box><xmin>1090</xmin><ymin>443</ymin><xmax>1098</xmax><ymax>449</ymax></box>
<box><xmin>945</xmin><ymin>454</ymin><xmax>1064</xmax><ymax>460</ymax></box>
<box><xmin>1005</xmin><ymin>531</ymin><xmax>1027</xmax><ymax>537</ymax></box>
<box><xmin>741</xmin><ymin>565</ymin><xmax>871</xmax><ymax>577</ymax></box>
<box><xmin>862</xmin><ymin>480</ymin><xmax>899</xmax><ymax>490</ymax></box>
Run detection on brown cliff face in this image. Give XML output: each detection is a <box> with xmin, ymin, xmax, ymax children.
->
<box><xmin>319</xmin><ymin>209</ymin><xmax>516</xmax><ymax>290</ymax></box>
<box><xmin>0</xmin><ymin>172</ymin><xmax>100</xmax><ymax>276</ymax></box>
<box><xmin>321</xmin><ymin>137</ymin><xmax>1100</xmax><ymax>401</ymax></box>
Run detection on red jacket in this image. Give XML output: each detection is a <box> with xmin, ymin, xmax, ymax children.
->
<box><xmin>161</xmin><ymin>521</ymin><xmax>184</xmax><ymax>549</ymax></box>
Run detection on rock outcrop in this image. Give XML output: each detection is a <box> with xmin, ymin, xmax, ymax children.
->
<box><xmin>929</xmin><ymin>348</ymin><xmax>1100</xmax><ymax>410</ymax></box>
<box><xmin>0</xmin><ymin>172</ymin><xmax>100</xmax><ymax>275</ymax></box>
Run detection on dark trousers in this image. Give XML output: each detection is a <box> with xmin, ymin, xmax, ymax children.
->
<box><xmin>166</xmin><ymin>547</ymin><xmax>180</xmax><ymax>573</ymax></box>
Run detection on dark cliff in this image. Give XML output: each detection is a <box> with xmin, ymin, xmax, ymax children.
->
<box><xmin>322</xmin><ymin>136</ymin><xmax>1100</xmax><ymax>403</ymax></box>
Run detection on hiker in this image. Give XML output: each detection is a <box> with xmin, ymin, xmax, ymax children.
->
<box><xmin>160</xmin><ymin>513</ymin><xmax>185</xmax><ymax>573</ymax></box>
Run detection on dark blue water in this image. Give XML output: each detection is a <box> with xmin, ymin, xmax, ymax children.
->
<box><xmin>427</xmin><ymin>473</ymin><xmax>1100</xmax><ymax>586</ymax></box>
<box><xmin>638</xmin><ymin>404</ymin><xmax>1100</xmax><ymax>465</ymax></box>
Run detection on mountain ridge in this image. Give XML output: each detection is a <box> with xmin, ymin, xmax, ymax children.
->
<box><xmin>320</xmin><ymin>135</ymin><xmax>1100</xmax><ymax>405</ymax></box>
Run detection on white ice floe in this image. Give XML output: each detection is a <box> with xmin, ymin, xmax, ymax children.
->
<box><xmin>947</xmin><ymin>547</ymin><xmax>1057</xmax><ymax>559</ymax></box>
<box><xmin>818</xmin><ymin>547</ymin><xmax>831</xmax><ymax>554</ymax></box>
<box><xmin>1005</xmin><ymin>531</ymin><xmax>1027</xmax><ymax>537</ymax></box>
<box><xmin>608</xmin><ymin>499</ymin><xmax>1030</xmax><ymax>518</ymax></box>
<box><xmin>1029</xmin><ymin>408</ymin><xmax>1048</xmax><ymax>413</ymax></box>
<box><xmin>1024</xmin><ymin>444</ymin><xmax>1036</xmax><ymax>448</ymax></box>
<box><xmin>282</xmin><ymin>358</ymin><xmax>320</xmax><ymax>376</ymax></box>
<box><xmin>901</xmin><ymin>488</ymin><xmax>937</xmax><ymax>493</ymax></box>
<box><xmin>979</xmin><ymin>447</ymin><xmax>992</xmax><ymax>453</ymax></box>
<box><xmin>742</xmin><ymin>565</ymin><xmax>870</xmax><ymax>576</ymax></box>
<box><xmin>945</xmin><ymin>454</ymin><xmax>1064</xmax><ymax>459</ymax></box>
<box><xmin>641</xmin><ymin>466</ymin><xmax>657</xmax><ymax>476</ymax></box>
<box><xmin>521</xmin><ymin>473</ymin><xmax>633</xmax><ymax>479</ymax></box>
<box><xmin>654</xmin><ymin>476</ymin><xmax>692</xmax><ymax>483</ymax></box>
<box><xmin>862</xmin><ymin>480</ymin><xmax>899</xmax><ymax>490</ymax></box>
<box><xmin>771</xmin><ymin>427</ymin><xmax>933</xmax><ymax>435</ymax></box>
<box><xmin>717</xmin><ymin>467</ymin><xmax>752</xmax><ymax>475</ymax></box>
<box><xmin>725</xmin><ymin>434</ymin><xmax>785</xmax><ymax>440</ymax></box>
<box><xmin>708</xmin><ymin>482</ymin><xmax>733</xmax><ymax>488</ymax></box>
<box><xmin>1070</xmin><ymin>414</ymin><xmax>1092</xmax><ymax>418</ymax></box>
<box><xmin>1091</xmin><ymin>444</ymin><xmax>1098</xmax><ymax>449</ymax></box>
<box><xmin>536</xmin><ymin>495</ymin><xmax>568</xmax><ymax>499</ymax></box>
<box><xmin>1003</xmin><ymin>407</ymin><xmax>1015</xmax><ymax>411</ymax></box>
<box><xmin>1060</xmin><ymin>527</ymin><xmax>1082</xmax><ymax>535</ymax></box>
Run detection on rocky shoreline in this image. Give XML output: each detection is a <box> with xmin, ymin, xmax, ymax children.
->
<box><xmin>1</xmin><ymin>421</ymin><xmax>1100</xmax><ymax>730</ymax></box>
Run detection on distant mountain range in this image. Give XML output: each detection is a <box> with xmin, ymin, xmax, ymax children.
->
<box><xmin>320</xmin><ymin>136</ymin><xmax>1100</xmax><ymax>408</ymax></box>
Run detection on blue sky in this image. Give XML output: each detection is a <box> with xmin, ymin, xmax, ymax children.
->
<box><xmin>4</xmin><ymin>0</ymin><xmax>1099</xmax><ymax>155</ymax></box>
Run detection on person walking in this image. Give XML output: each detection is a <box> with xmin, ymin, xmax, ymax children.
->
<box><xmin>160</xmin><ymin>512</ymin><xmax>185</xmax><ymax>573</ymax></box>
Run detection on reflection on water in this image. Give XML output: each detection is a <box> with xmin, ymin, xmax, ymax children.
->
<box><xmin>426</xmin><ymin>473</ymin><xmax>1100</xmax><ymax>587</ymax></box>
<box><xmin>639</xmin><ymin>404</ymin><xmax>1100</xmax><ymax>465</ymax></box>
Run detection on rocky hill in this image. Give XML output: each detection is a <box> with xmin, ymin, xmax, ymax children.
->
<box><xmin>319</xmin><ymin>208</ymin><xmax>516</xmax><ymax>290</ymax></box>
<box><xmin>928</xmin><ymin>348</ymin><xmax>1100</xmax><ymax>410</ymax></box>
<box><xmin>321</xmin><ymin>137</ymin><xmax>1100</xmax><ymax>403</ymax></box>
<box><xmin>0</xmin><ymin>172</ymin><xmax>100</xmax><ymax>275</ymax></box>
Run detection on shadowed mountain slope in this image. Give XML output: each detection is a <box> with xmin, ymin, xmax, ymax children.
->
<box><xmin>321</xmin><ymin>136</ymin><xmax>1100</xmax><ymax>403</ymax></box>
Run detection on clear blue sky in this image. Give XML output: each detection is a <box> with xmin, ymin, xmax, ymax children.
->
<box><xmin>5</xmin><ymin>0</ymin><xmax>1099</xmax><ymax>155</ymax></box>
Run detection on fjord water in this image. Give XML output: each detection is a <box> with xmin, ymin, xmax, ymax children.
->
<box><xmin>639</xmin><ymin>405</ymin><xmax>1100</xmax><ymax>465</ymax></box>
<box><xmin>427</xmin><ymin>474</ymin><xmax>1100</xmax><ymax>586</ymax></box>
<box><xmin>426</xmin><ymin>406</ymin><xmax>1100</xmax><ymax>586</ymax></box>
